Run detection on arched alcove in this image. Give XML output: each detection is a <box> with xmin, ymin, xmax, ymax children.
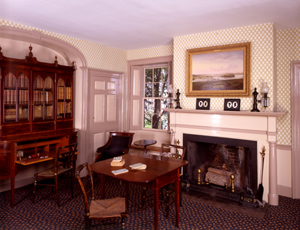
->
<box><xmin>0</xmin><ymin>27</ymin><xmax>88</xmax><ymax>191</ymax></box>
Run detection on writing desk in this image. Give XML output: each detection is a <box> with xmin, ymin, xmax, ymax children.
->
<box><xmin>0</xmin><ymin>130</ymin><xmax>77</xmax><ymax>207</ymax></box>
<box><xmin>90</xmin><ymin>152</ymin><xmax>188</xmax><ymax>230</ymax></box>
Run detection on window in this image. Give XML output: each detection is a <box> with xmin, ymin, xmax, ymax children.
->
<box><xmin>143</xmin><ymin>67</ymin><xmax>169</xmax><ymax>130</ymax></box>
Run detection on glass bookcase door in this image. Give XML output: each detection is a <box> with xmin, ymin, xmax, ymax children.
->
<box><xmin>33</xmin><ymin>75</ymin><xmax>44</xmax><ymax>120</ymax></box>
<box><xmin>56</xmin><ymin>77</ymin><xmax>72</xmax><ymax>119</ymax></box>
<box><xmin>3</xmin><ymin>72</ymin><xmax>17</xmax><ymax>122</ymax></box>
<box><xmin>57</xmin><ymin>78</ymin><xmax>65</xmax><ymax>119</ymax></box>
<box><xmin>65</xmin><ymin>78</ymin><xmax>72</xmax><ymax>118</ymax></box>
<box><xmin>44</xmin><ymin>76</ymin><xmax>54</xmax><ymax>119</ymax></box>
<box><xmin>17</xmin><ymin>73</ymin><xmax>29</xmax><ymax>121</ymax></box>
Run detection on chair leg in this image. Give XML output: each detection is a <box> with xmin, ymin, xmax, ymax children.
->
<box><xmin>70</xmin><ymin>170</ymin><xmax>74</xmax><ymax>198</ymax></box>
<box><xmin>121</xmin><ymin>216</ymin><xmax>126</xmax><ymax>230</ymax></box>
<box><xmin>32</xmin><ymin>179</ymin><xmax>37</xmax><ymax>204</ymax></box>
<box><xmin>55</xmin><ymin>175</ymin><xmax>60</xmax><ymax>207</ymax></box>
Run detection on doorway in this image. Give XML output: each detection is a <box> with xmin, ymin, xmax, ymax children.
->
<box><xmin>86</xmin><ymin>68</ymin><xmax>123</xmax><ymax>163</ymax></box>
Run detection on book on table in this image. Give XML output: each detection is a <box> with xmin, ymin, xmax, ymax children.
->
<box><xmin>129</xmin><ymin>163</ymin><xmax>147</xmax><ymax>170</ymax></box>
<box><xmin>110</xmin><ymin>156</ymin><xmax>125</xmax><ymax>166</ymax></box>
<box><xmin>111</xmin><ymin>168</ymin><xmax>129</xmax><ymax>175</ymax></box>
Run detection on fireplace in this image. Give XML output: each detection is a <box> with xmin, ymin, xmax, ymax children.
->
<box><xmin>182</xmin><ymin>134</ymin><xmax>257</xmax><ymax>202</ymax></box>
<box><xmin>165</xmin><ymin>108</ymin><xmax>286</xmax><ymax>205</ymax></box>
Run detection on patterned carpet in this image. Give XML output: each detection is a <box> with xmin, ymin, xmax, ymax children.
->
<box><xmin>0</xmin><ymin>176</ymin><xmax>299</xmax><ymax>230</ymax></box>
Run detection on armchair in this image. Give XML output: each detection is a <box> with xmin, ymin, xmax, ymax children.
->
<box><xmin>95</xmin><ymin>132</ymin><xmax>134</xmax><ymax>162</ymax></box>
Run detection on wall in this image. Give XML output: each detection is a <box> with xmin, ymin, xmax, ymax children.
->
<box><xmin>0</xmin><ymin>19</ymin><xmax>127</xmax><ymax>72</ymax></box>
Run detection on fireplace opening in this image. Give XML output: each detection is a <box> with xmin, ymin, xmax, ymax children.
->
<box><xmin>182</xmin><ymin>134</ymin><xmax>257</xmax><ymax>202</ymax></box>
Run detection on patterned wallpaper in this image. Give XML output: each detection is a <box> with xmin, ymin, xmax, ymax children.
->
<box><xmin>127</xmin><ymin>45</ymin><xmax>173</xmax><ymax>60</ymax></box>
<box><xmin>173</xmin><ymin>23</ymin><xmax>275</xmax><ymax>111</ymax></box>
<box><xmin>1</xmin><ymin>19</ymin><xmax>298</xmax><ymax>145</ymax></box>
<box><xmin>0</xmin><ymin>19</ymin><xmax>127</xmax><ymax>73</ymax></box>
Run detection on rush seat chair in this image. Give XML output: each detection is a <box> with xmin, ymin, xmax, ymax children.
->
<box><xmin>76</xmin><ymin>162</ymin><xmax>127</xmax><ymax>230</ymax></box>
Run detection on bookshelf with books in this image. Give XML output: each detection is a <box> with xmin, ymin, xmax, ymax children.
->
<box><xmin>3</xmin><ymin>70</ymin><xmax>29</xmax><ymax>122</ymax></box>
<box><xmin>0</xmin><ymin>45</ymin><xmax>75</xmax><ymax>138</ymax></box>
<box><xmin>56</xmin><ymin>76</ymin><xmax>73</xmax><ymax>121</ymax></box>
<box><xmin>32</xmin><ymin>73</ymin><xmax>54</xmax><ymax>121</ymax></box>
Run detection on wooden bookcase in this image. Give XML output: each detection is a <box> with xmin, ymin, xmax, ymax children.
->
<box><xmin>0</xmin><ymin>45</ymin><xmax>77</xmax><ymax>207</ymax></box>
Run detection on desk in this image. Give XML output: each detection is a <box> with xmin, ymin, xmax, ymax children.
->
<box><xmin>0</xmin><ymin>130</ymin><xmax>77</xmax><ymax>207</ymax></box>
<box><xmin>90</xmin><ymin>152</ymin><xmax>188</xmax><ymax>230</ymax></box>
<box><xmin>133</xmin><ymin>139</ymin><xmax>157</xmax><ymax>154</ymax></box>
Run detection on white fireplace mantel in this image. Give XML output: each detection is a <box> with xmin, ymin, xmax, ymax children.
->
<box><xmin>164</xmin><ymin>108</ymin><xmax>286</xmax><ymax>205</ymax></box>
<box><xmin>164</xmin><ymin>108</ymin><xmax>286</xmax><ymax>117</ymax></box>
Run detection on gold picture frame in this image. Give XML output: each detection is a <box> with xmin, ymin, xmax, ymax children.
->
<box><xmin>186</xmin><ymin>42</ymin><xmax>251</xmax><ymax>97</ymax></box>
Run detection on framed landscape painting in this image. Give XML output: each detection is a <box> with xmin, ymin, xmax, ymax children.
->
<box><xmin>186</xmin><ymin>43</ymin><xmax>251</xmax><ymax>97</ymax></box>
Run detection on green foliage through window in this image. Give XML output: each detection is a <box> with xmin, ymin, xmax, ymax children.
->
<box><xmin>144</xmin><ymin>67</ymin><xmax>169</xmax><ymax>130</ymax></box>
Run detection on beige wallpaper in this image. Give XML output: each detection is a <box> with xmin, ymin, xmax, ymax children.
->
<box><xmin>0</xmin><ymin>19</ymin><xmax>127</xmax><ymax>73</ymax></box>
<box><xmin>1</xmin><ymin>19</ymin><xmax>297</xmax><ymax>145</ymax></box>
<box><xmin>173</xmin><ymin>23</ymin><xmax>275</xmax><ymax>111</ymax></box>
<box><xmin>127</xmin><ymin>45</ymin><xmax>173</xmax><ymax>60</ymax></box>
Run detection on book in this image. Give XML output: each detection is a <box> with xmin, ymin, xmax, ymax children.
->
<box><xmin>111</xmin><ymin>168</ymin><xmax>129</xmax><ymax>175</ymax></box>
<box><xmin>111</xmin><ymin>159</ymin><xmax>125</xmax><ymax>166</ymax></box>
<box><xmin>129</xmin><ymin>163</ymin><xmax>147</xmax><ymax>170</ymax></box>
<box><xmin>111</xmin><ymin>157</ymin><xmax>125</xmax><ymax>166</ymax></box>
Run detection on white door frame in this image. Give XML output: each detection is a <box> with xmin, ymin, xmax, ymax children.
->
<box><xmin>291</xmin><ymin>60</ymin><xmax>300</xmax><ymax>199</ymax></box>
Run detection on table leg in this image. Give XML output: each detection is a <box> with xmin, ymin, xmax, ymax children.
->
<box><xmin>100</xmin><ymin>174</ymin><xmax>105</xmax><ymax>199</ymax></box>
<box><xmin>154</xmin><ymin>187</ymin><xmax>159</xmax><ymax>230</ymax></box>
<box><xmin>143</xmin><ymin>146</ymin><xmax>147</xmax><ymax>154</ymax></box>
<box><xmin>175</xmin><ymin>177</ymin><xmax>180</xmax><ymax>227</ymax></box>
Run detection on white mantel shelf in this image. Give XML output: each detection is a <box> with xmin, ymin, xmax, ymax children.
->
<box><xmin>164</xmin><ymin>108</ymin><xmax>286</xmax><ymax>117</ymax></box>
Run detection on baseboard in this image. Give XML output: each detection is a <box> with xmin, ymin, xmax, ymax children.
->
<box><xmin>278</xmin><ymin>185</ymin><xmax>292</xmax><ymax>198</ymax></box>
<box><xmin>0</xmin><ymin>177</ymin><xmax>34</xmax><ymax>193</ymax></box>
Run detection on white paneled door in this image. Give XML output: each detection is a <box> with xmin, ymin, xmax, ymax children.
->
<box><xmin>87</xmin><ymin>69</ymin><xmax>123</xmax><ymax>163</ymax></box>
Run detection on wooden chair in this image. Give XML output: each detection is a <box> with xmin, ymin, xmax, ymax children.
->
<box><xmin>160</xmin><ymin>143</ymin><xmax>186</xmax><ymax>218</ymax></box>
<box><xmin>76</xmin><ymin>162</ymin><xmax>127</xmax><ymax>230</ymax></box>
<box><xmin>95</xmin><ymin>132</ymin><xmax>134</xmax><ymax>162</ymax></box>
<box><xmin>32</xmin><ymin>143</ymin><xmax>77</xmax><ymax>206</ymax></box>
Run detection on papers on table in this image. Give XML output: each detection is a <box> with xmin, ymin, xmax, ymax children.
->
<box><xmin>111</xmin><ymin>157</ymin><xmax>125</xmax><ymax>166</ymax></box>
<box><xmin>129</xmin><ymin>163</ymin><xmax>147</xmax><ymax>170</ymax></box>
<box><xmin>111</xmin><ymin>168</ymin><xmax>129</xmax><ymax>175</ymax></box>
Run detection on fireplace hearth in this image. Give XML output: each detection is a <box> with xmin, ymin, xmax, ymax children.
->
<box><xmin>182</xmin><ymin>133</ymin><xmax>257</xmax><ymax>204</ymax></box>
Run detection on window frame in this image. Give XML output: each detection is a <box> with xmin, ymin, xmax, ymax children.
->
<box><xmin>127</xmin><ymin>56</ymin><xmax>173</xmax><ymax>132</ymax></box>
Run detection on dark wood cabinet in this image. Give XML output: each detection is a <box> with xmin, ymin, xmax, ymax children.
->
<box><xmin>0</xmin><ymin>45</ymin><xmax>75</xmax><ymax>138</ymax></box>
<box><xmin>0</xmin><ymin>45</ymin><xmax>77</xmax><ymax>207</ymax></box>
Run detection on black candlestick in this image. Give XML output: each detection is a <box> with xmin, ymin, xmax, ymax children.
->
<box><xmin>251</xmin><ymin>88</ymin><xmax>260</xmax><ymax>112</ymax></box>
<box><xmin>175</xmin><ymin>89</ymin><xmax>182</xmax><ymax>109</ymax></box>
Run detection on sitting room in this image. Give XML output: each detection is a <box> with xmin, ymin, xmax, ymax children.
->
<box><xmin>0</xmin><ymin>0</ymin><xmax>300</xmax><ymax>229</ymax></box>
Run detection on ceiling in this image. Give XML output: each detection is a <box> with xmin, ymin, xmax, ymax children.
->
<box><xmin>1</xmin><ymin>0</ymin><xmax>300</xmax><ymax>50</ymax></box>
